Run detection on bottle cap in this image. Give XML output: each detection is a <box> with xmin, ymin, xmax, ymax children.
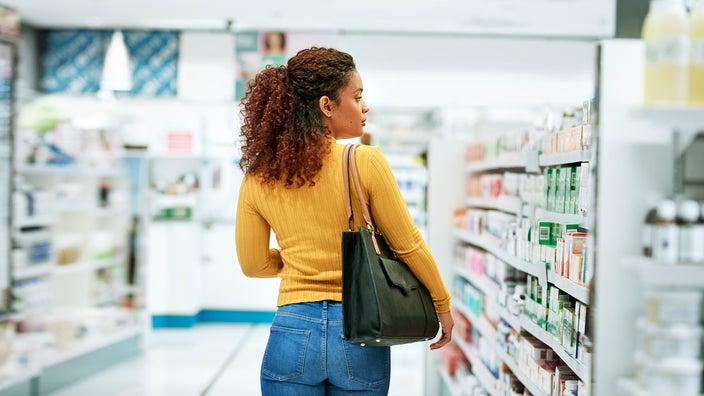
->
<box><xmin>678</xmin><ymin>200</ymin><xmax>700</xmax><ymax>222</ymax></box>
<box><xmin>656</xmin><ymin>199</ymin><xmax>677</xmax><ymax>220</ymax></box>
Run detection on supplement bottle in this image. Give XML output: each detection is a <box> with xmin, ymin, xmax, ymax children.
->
<box><xmin>643</xmin><ymin>206</ymin><xmax>658</xmax><ymax>257</ymax></box>
<box><xmin>642</xmin><ymin>0</ymin><xmax>690</xmax><ymax>104</ymax></box>
<box><xmin>678</xmin><ymin>200</ymin><xmax>701</xmax><ymax>263</ymax></box>
<box><xmin>690</xmin><ymin>0</ymin><xmax>704</xmax><ymax>104</ymax></box>
<box><xmin>653</xmin><ymin>199</ymin><xmax>679</xmax><ymax>263</ymax></box>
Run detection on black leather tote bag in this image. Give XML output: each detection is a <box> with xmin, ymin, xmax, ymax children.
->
<box><xmin>341</xmin><ymin>144</ymin><xmax>439</xmax><ymax>347</ymax></box>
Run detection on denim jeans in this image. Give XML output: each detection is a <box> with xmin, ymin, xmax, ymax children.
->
<box><xmin>260</xmin><ymin>301</ymin><xmax>391</xmax><ymax>395</ymax></box>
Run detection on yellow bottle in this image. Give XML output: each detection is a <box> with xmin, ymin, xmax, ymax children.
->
<box><xmin>690</xmin><ymin>0</ymin><xmax>704</xmax><ymax>105</ymax></box>
<box><xmin>642</xmin><ymin>0</ymin><xmax>690</xmax><ymax>105</ymax></box>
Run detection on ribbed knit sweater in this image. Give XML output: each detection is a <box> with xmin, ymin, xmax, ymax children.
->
<box><xmin>235</xmin><ymin>139</ymin><xmax>451</xmax><ymax>313</ymax></box>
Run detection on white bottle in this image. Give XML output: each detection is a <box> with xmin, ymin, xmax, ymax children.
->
<box><xmin>678</xmin><ymin>200</ymin><xmax>702</xmax><ymax>263</ymax></box>
<box><xmin>653</xmin><ymin>199</ymin><xmax>679</xmax><ymax>263</ymax></box>
<box><xmin>642</xmin><ymin>0</ymin><xmax>690</xmax><ymax>104</ymax></box>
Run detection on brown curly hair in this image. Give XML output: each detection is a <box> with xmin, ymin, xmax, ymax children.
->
<box><xmin>238</xmin><ymin>47</ymin><xmax>356</xmax><ymax>187</ymax></box>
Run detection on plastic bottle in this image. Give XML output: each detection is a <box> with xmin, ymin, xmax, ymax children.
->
<box><xmin>690</xmin><ymin>0</ymin><xmax>704</xmax><ymax>104</ymax></box>
<box><xmin>643</xmin><ymin>206</ymin><xmax>658</xmax><ymax>257</ymax></box>
<box><xmin>642</xmin><ymin>0</ymin><xmax>690</xmax><ymax>104</ymax></box>
<box><xmin>678</xmin><ymin>200</ymin><xmax>700</xmax><ymax>263</ymax></box>
<box><xmin>653</xmin><ymin>199</ymin><xmax>679</xmax><ymax>264</ymax></box>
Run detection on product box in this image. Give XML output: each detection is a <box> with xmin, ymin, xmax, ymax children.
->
<box><xmin>578</xmin><ymin>163</ymin><xmax>591</xmax><ymax>216</ymax></box>
<box><xmin>570</xmin><ymin>166</ymin><xmax>580</xmax><ymax>215</ymax></box>
<box><xmin>562</xmin><ymin>307</ymin><xmax>577</xmax><ymax>356</ymax></box>
<box><xmin>553</xmin><ymin>168</ymin><xmax>563</xmax><ymax>213</ymax></box>
<box><xmin>544</xmin><ymin>168</ymin><xmax>553</xmax><ymax>211</ymax></box>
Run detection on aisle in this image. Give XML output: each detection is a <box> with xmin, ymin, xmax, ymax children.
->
<box><xmin>47</xmin><ymin>324</ymin><xmax>426</xmax><ymax>396</ymax></box>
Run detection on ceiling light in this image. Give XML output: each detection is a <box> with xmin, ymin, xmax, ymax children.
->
<box><xmin>100</xmin><ymin>30</ymin><xmax>132</xmax><ymax>92</ymax></box>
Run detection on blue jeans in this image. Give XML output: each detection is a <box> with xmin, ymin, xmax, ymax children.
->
<box><xmin>260</xmin><ymin>301</ymin><xmax>391</xmax><ymax>395</ymax></box>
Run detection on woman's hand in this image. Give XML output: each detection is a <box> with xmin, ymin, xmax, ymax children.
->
<box><xmin>429</xmin><ymin>311</ymin><xmax>454</xmax><ymax>350</ymax></box>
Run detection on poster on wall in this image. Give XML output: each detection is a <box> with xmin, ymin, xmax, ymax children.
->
<box><xmin>234</xmin><ymin>31</ymin><xmax>338</xmax><ymax>101</ymax></box>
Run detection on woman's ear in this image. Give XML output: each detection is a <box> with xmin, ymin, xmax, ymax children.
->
<box><xmin>318</xmin><ymin>96</ymin><xmax>333</xmax><ymax>118</ymax></box>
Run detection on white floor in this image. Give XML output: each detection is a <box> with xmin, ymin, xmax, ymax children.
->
<box><xmin>46</xmin><ymin>324</ymin><xmax>428</xmax><ymax>396</ymax></box>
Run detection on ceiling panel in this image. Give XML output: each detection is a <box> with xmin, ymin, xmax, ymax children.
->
<box><xmin>5</xmin><ymin>0</ymin><xmax>615</xmax><ymax>38</ymax></box>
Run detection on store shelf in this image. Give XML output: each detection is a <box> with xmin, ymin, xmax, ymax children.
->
<box><xmin>14</xmin><ymin>215</ymin><xmax>55</xmax><ymax>229</ymax></box>
<box><xmin>0</xmin><ymin>368</ymin><xmax>41</xmax><ymax>392</ymax></box>
<box><xmin>466</xmin><ymin>155</ymin><xmax>526</xmax><ymax>173</ymax></box>
<box><xmin>538</xmin><ymin>148</ymin><xmax>592</xmax><ymax>167</ymax></box>
<box><xmin>454</xmin><ymin>265</ymin><xmax>499</xmax><ymax>300</ymax></box>
<box><xmin>17</xmin><ymin>165</ymin><xmax>126</xmax><ymax>178</ymax></box>
<box><xmin>465</xmin><ymin>197</ymin><xmax>523</xmax><ymax>216</ymax></box>
<box><xmin>454</xmin><ymin>300</ymin><xmax>498</xmax><ymax>341</ymax></box>
<box><xmin>623</xmin><ymin>256</ymin><xmax>704</xmax><ymax>287</ymax></box>
<box><xmin>453</xmin><ymin>264</ymin><xmax>523</xmax><ymax>331</ymax></box>
<box><xmin>53</xmin><ymin>257</ymin><xmax>121</xmax><ymax>276</ymax></box>
<box><xmin>452</xmin><ymin>337</ymin><xmax>499</xmax><ymax>396</ymax></box>
<box><xmin>454</xmin><ymin>229</ymin><xmax>546</xmax><ymax>285</ymax></box>
<box><xmin>437</xmin><ymin>365</ymin><xmax>463</xmax><ymax>396</ymax></box>
<box><xmin>534</xmin><ymin>208</ymin><xmax>585</xmax><ymax>226</ymax></box>
<box><xmin>42</xmin><ymin>325</ymin><xmax>141</xmax><ymax>368</ymax></box>
<box><xmin>519</xmin><ymin>315</ymin><xmax>587</xmax><ymax>381</ymax></box>
<box><xmin>12</xmin><ymin>263</ymin><xmax>54</xmax><ymax>280</ymax></box>
<box><xmin>634</xmin><ymin>105</ymin><xmax>704</xmax><ymax>131</ymax></box>
<box><xmin>546</xmin><ymin>272</ymin><xmax>590</xmax><ymax>304</ymax></box>
<box><xmin>495</xmin><ymin>348</ymin><xmax>549</xmax><ymax>396</ymax></box>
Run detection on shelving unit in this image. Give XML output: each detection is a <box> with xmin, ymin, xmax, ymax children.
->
<box><xmin>435</xmin><ymin>99</ymin><xmax>594</xmax><ymax>396</ymax></box>
<box><xmin>589</xmin><ymin>40</ymin><xmax>704</xmax><ymax>395</ymax></box>
<box><xmin>7</xmin><ymin>154</ymin><xmax>142</xmax><ymax>394</ymax></box>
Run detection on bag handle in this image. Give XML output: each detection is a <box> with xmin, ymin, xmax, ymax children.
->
<box><xmin>343</xmin><ymin>143</ymin><xmax>382</xmax><ymax>256</ymax></box>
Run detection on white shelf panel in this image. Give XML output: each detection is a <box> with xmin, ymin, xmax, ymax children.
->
<box><xmin>538</xmin><ymin>149</ymin><xmax>592</xmax><ymax>167</ymax></box>
<box><xmin>0</xmin><ymin>367</ymin><xmax>41</xmax><ymax>392</ymax></box>
<box><xmin>53</xmin><ymin>257</ymin><xmax>121</xmax><ymax>276</ymax></box>
<box><xmin>466</xmin><ymin>155</ymin><xmax>526</xmax><ymax>173</ymax></box>
<box><xmin>43</xmin><ymin>325</ymin><xmax>141</xmax><ymax>367</ymax></box>
<box><xmin>454</xmin><ymin>229</ymin><xmax>546</xmax><ymax>285</ymax></box>
<box><xmin>14</xmin><ymin>216</ymin><xmax>55</xmax><ymax>229</ymax></box>
<box><xmin>623</xmin><ymin>256</ymin><xmax>704</xmax><ymax>288</ymax></box>
<box><xmin>635</xmin><ymin>105</ymin><xmax>704</xmax><ymax>131</ymax></box>
<box><xmin>17</xmin><ymin>165</ymin><xmax>126</xmax><ymax>178</ymax></box>
<box><xmin>13</xmin><ymin>264</ymin><xmax>54</xmax><ymax>280</ymax></box>
<box><xmin>465</xmin><ymin>197</ymin><xmax>523</xmax><ymax>215</ymax></box>
<box><xmin>546</xmin><ymin>272</ymin><xmax>590</xmax><ymax>304</ymax></box>
<box><xmin>617</xmin><ymin>378</ymin><xmax>704</xmax><ymax>396</ymax></box>
<box><xmin>534</xmin><ymin>208</ymin><xmax>585</xmax><ymax>226</ymax></box>
<box><xmin>519</xmin><ymin>315</ymin><xmax>587</xmax><ymax>381</ymax></box>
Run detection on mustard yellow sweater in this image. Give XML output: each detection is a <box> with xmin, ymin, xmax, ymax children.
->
<box><xmin>235</xmin><ymin>139</ymin><xmax>451</xmax><ymax>313</ymax></box>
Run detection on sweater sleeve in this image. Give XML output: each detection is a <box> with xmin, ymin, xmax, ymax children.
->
<box><xmin>360</xmin><ymin>147</ymin><xmax>451</xmax><ymax>313</ymax></box>
<box><xmin>235</xmin><ymin>175</ymin><xmax>283</xmax><ymax>278</ymax></box>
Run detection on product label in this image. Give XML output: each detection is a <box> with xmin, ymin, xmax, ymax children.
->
<box><xmin>659</xmin><ymin>37</ymin><xmax>690</xmax><ymax>65</ymax></box>
<box><xmin>692</xmin><ymin>40</ymin><xmax>704</xmax><ymax>65</ymax></box>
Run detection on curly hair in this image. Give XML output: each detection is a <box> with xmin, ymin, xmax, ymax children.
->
<box><xmin>239</xmin><ymin>47</ymin><xmax>356</xmax><ymax>187</ymax></box>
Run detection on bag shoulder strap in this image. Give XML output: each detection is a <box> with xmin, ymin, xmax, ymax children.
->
<box><xmin>343</xmin><ymin>143</ymin><xmax>382</xmax><ymax>255</ymax></box>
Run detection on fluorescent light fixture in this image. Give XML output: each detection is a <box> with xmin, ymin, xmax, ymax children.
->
<box><xmin>101</xmin><ymin>30</ymin><xmax>132</xmax><ymax>92</ymax></box>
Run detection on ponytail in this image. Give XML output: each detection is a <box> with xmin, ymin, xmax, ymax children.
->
<box><xmin>239</xmin><ymin>47</ymin><xmax>356</xmax><ymax>187</ymax></box>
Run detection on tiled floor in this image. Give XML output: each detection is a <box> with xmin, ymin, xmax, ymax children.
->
<box><xmin>47</xmin><ymin>324</ymin><xmax>427</xmax><ymax>396</ymax></box>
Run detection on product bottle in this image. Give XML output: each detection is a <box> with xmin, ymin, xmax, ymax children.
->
<box><xmin>690</xmin><ymin>0</ymin><xmax>704</xmax><ymax>104</ymax></box>
<box><xmin>642</xmin><ymin>0</ymin><xmax>690</xmax><ymax>104</ymax></box>
<box><xmin>678</xmin><ymin>200</ymin><xmax>700</xmax><ymax>262</ymax></box>
<box><xmin>643</xmin><ymin>206</ymin><xmax>658</xmax><ymax>257</ymax></box>
<box><xmin>653</xmin><ymin>199</ymin><xmax>679</xmax><ymax>263</ymax></box>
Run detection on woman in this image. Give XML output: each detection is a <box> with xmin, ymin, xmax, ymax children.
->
<box><xmin>236</xmin><ymin>47</ymin><xmax>453</xmax><ymax>395</ymax></box>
